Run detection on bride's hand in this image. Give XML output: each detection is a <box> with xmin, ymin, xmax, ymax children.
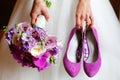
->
<box><xmin>76</xmin><ymin>0</ymin><xmax>94</xmax><ymax>29</ymax></box>
<box><xmin>30</xmin><ymin>0</ymin><xmax>49</xmax><ymax>24</ymax></box>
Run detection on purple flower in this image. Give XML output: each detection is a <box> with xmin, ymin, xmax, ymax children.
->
<box><xmin>10</xmin><ymin>44</ymin><xmax>21</xmax><ymax>53</ymax></box>
<box><xmin>12</xmin><ymin>51</ymin><xmax>35</xmax><ymax>67</ymax></box>
<box><xmin>31</xmin><ymin>28</ymin><xmax>46</xmax><ymax>42</ymax></box>
<box><xmin>37</xmin><ymin>28</ymin><xmax>46</xmax><ymax>40</ymax></box>
<box><xmin>31</xmin><ymin>30</ymin><xmax>41</xmax><ymax>41</ymax></box>
<box><xmin>45</xmin><ymin>36</ymin><xmax>57</xmax><ymax>49</ymax></box>
<box><xmin>48</xmin><ymin>47</ymin><xmax>59</xmax><ymax>55</ymax></box>
<box><xmin>17</xmin><ymin>22</ymin><xmax>32</xmax><ymax>32</ymax></box>
<box><xmin>5</xmin><ymin>27</ymin><xmax>15</xmax><ymax>45</ymax></box>
<box><xmin>22</xmin><ymin>41</ymin><xmax>29</xmax><ymax>52</ymax></box>
<box><xmin>21</xmin><ymin>33</ymin><xmax>29</xmax><ymax>41</ymax></box>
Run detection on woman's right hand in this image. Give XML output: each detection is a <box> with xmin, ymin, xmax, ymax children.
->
<box><xmin>30</xmin><ymin>0</ymin><xmax>49</xmax><ymax>25</ymax></box>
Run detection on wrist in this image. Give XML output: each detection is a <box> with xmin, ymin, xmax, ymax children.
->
<box><xmin>79</xmin><ymin>0</ymin><xmax>90</xmax><ymax>3</ymax></box>
<box><xmin>34</xmin><ymin>0</ymin><xmax>43</xmax><ymax>4</ymax></box>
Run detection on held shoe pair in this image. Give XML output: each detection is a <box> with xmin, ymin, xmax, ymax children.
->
<box><xmin>63</xmin><ymin>26</ymin><xmax>101</xmax><ymax>77</ymax></box>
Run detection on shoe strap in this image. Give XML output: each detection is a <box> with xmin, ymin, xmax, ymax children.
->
<box><xmin>82</xmin><ymin>22</ymin><xmax>89</xmax><ymax>60</ymax></box>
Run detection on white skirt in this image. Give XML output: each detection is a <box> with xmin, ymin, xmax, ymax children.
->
<box><xmin>0</xmin><ymin>0</ymin><xmax>120</xmax><ymax>80</ymax></box>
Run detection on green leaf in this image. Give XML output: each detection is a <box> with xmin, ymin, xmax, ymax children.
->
<box><xmin>3</xmin><ymin>26</ymin><xmax>7</xmax><ymax>32</ymax></box>
<box><xmin>19</xmin><ymin>31</ymin><xmax>23</xmax><ymax>36</ymax></box>
<box><xmin>15</xmin><ymin>24</ymin><xmax>19</xmax><ymax>30</ymax></box>
<box><xmin>3</xmin><ymin>29</ymin><xmax>6</xmax><ymax>31</ymax></box>
<box><xmin>44</xmin><ymin>0</ymin><xmax>52</xmax><ymax>8</ymax></box>
<box><xmin>37</xmin><ymin>42</ymin><xmax>41</xmax><ymax>45</ymax></box>
<box><xmin>50</xmin><ymin>56</ymin><xmax>54</xmax><ymax>63</ymax></box>
<box><xmin>47</xmin><ymin>2</ymin><xmax>51</xmax><ymax>8</ymax></box>
<box><xmin>53</xmin><ymin>59</ymin><xmax>56</xmax><ymax>64</ymax></box>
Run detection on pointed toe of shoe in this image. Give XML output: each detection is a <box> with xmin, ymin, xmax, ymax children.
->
<box><xmin>84</xmin><ymin>58</ymin><xmax>101</xmax><ymax>77</ymax></box>
<box><xmin>63</xmin><ymin>57</ymin><xmax>81</xmax><ymax>77</ymax></box>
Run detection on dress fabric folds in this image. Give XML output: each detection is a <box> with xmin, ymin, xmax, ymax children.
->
<box><xmin>0</xmin><ymin>0</ymin><xmax>120</xmax><ymax>80</ymax></box>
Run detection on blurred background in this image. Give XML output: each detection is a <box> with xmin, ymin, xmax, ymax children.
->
<box><xmin>0</xmin><ymin>0</ymin><xmax>120</xmax><ymax>40</ymax></box>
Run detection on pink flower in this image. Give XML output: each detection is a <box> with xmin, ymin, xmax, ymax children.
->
<box><xmin>45</xmin><ymin>36</ymin><xmax>57</xmax><ymax>49</ymax></box>
<box><xmin>17</xmin><ymin>22</ymin><xmax>32</xmax><ymax>31</ymax></box>
<box><xmin>33</xmin><ymin>52</ymin><xmax>50</xmax><ymax>71</ymax></box>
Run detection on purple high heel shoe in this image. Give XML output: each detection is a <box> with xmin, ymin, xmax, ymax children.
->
<box><xmin>83</xmin><ymin>27</ymin><xmax>101</xmax><ymax>77</ymax></box>
<box><xmin>63</xmin><ymin>27</ymin><xmax>82</xmax><ymax>77</ymax></box>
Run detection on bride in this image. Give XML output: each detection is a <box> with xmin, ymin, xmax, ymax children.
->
<box><xmin>0</xmin><ymin>0</ymin><xmax>120</xmax><ymax>80</ymax></box>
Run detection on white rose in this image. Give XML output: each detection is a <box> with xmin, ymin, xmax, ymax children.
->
<box><xmin>29</xmin><ymin>45</ymin><xmax>46</xmax><ymax>57</ymax></box>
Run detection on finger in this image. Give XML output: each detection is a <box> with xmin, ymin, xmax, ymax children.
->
<box><xmin>89</xmin><ymin>15</ymin><xmax>94</xmax><ymax>27</ymax></box>
<box><xmin>80</xmin><ymin>15</ymin><xmax>86</xmax><ymax>29</ymax></box>
<box><xmin>86</xmin><ymin>14</ymin><xmax>91</xmax><ymax>29</ymax></box>
<box><xmin>31</xmin><ymin>13</ymin><xmax>38</xmax><ymax>25</ymax></box>
<box><xmin>42</xmin><ymin>9</ymin><xmax>49</xmax><ymax>21</ymax></box>
<box><xmin>76</xmin><ymin>15</ymin><xmax>81</xmax><ymax>29</ymax></box>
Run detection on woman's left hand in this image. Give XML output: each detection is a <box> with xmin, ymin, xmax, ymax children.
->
<box><xmin>76</xmin><ymin>0</ymin><xmax>94</xmax><ymax>29</ymax></box>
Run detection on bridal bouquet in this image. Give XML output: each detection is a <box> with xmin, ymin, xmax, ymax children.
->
<box><xmin>5</xmin><ymin>18</ymin><xmax>62</xmax><ymax>71</ymax></box>
<box><xmin>5</xmin><ymin>0</ymin><xmax>62</xmax><ymax>71</ymax></box>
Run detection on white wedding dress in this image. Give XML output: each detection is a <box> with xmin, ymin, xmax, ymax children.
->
<box><xmin>0</xmin><ymin>0</ymin><xmax>120</xmax><ymax>80</ymax></box>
